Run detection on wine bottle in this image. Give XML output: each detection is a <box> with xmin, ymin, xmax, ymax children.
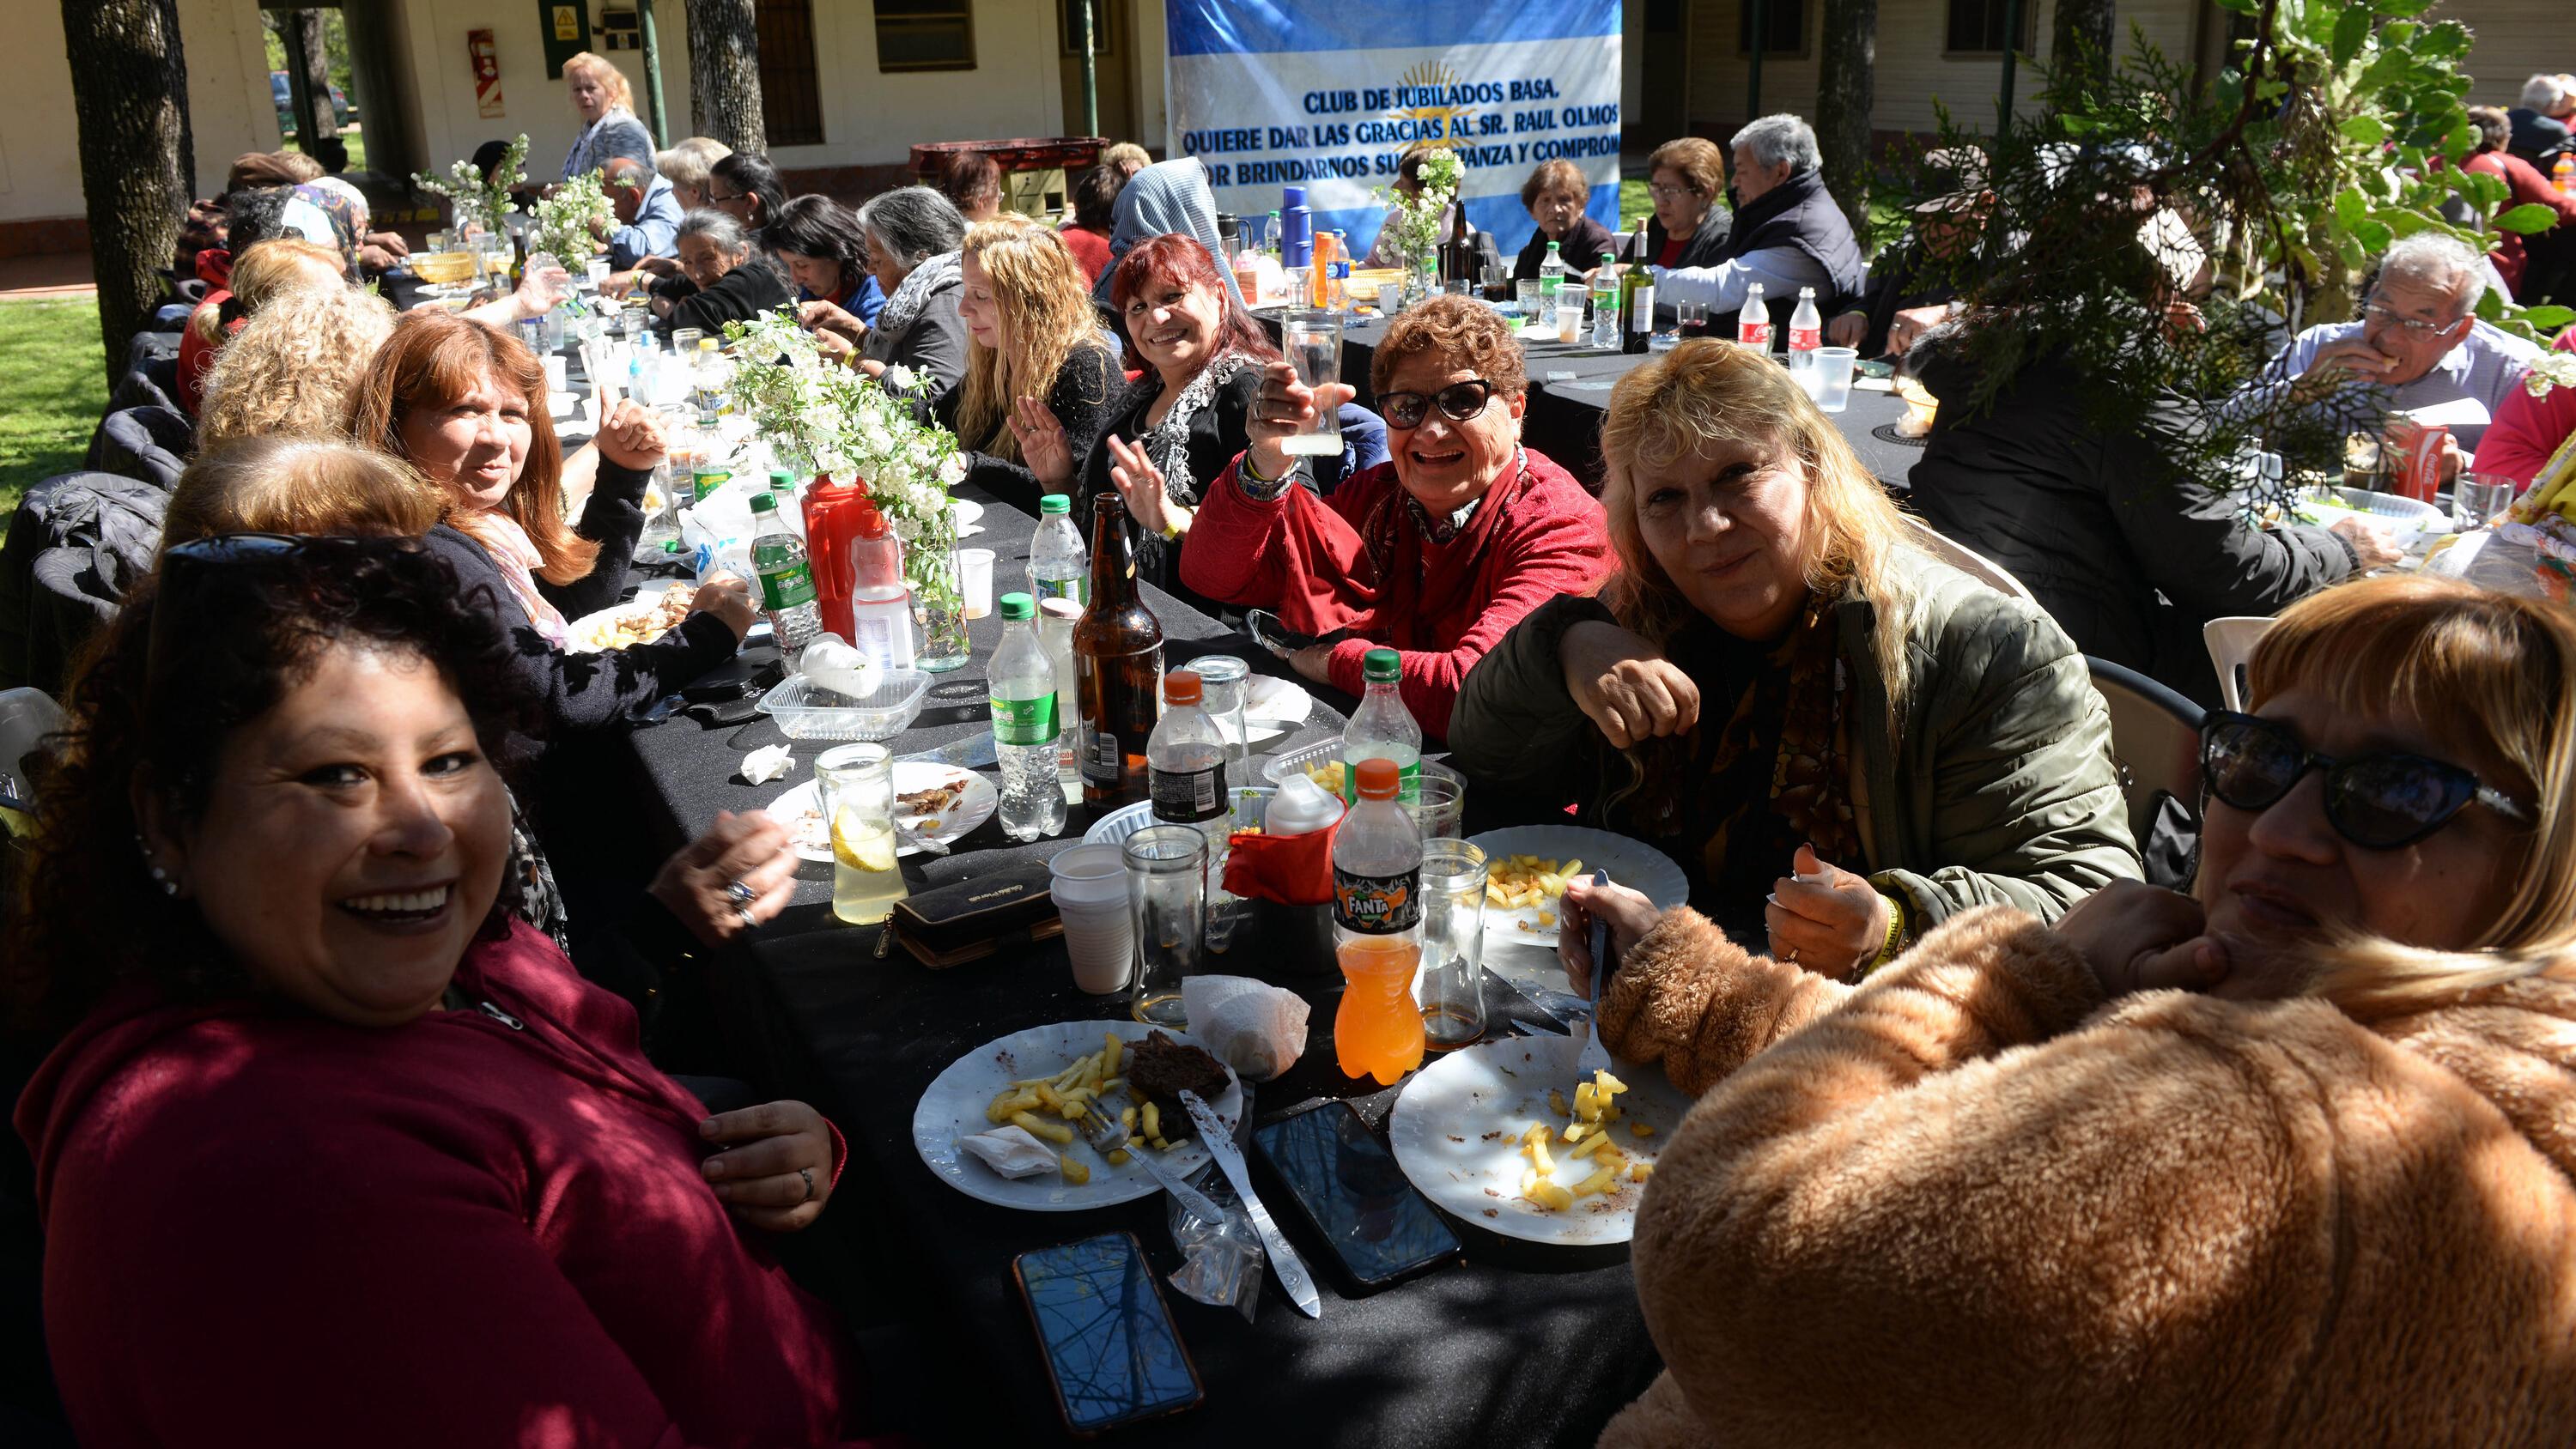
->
<box><xmin>1619</xmin><ymin>227</ymin><xmax>1655</xmax><ymax>355</ymax></box>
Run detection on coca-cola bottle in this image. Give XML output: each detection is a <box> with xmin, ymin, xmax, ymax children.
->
<box><xmin>1072</xmin><ymin>494</ymin><xmax>1165</xmax><ymax>806</ymax></box>
<box><xmin>1737</xmin><ymin>282</ymin><xmax>1772</xmax><ymax>352</ymax></box>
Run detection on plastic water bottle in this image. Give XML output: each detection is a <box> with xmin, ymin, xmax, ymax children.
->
<box><xmin>1787</xmin><ymin>287</ymin><xmax>1823</xmax><ymax>389</ymax></box>
<box><xmin>1146</xmin><ymin>670</ymin><xmax>1228</xmax><ymax>834</ymax></box>
<box><xmin>1038</xmin><ymin>597</ymin><xmax>1083</xmax><ymax>799</ymax></box>
<box><xmin>1589</xmin><ymin>252</ymin><xmax>1620</xmax><ymax>349</ymax></box>
<box><xmin>1538</xmin><ymin>240</ymin><xmax>1570</xmax><ymax>311</ymax></box>
<box><xmin>990</xmin><ymin>593</ymin><xmax>1066</xmax><ymax>841</ymax></box>
<box><xmin>845</xmin><ymin>504</ymin><xmax>915</xmax><ymax>670</ymax></box>
<box><xmin>1340</xmin><ymin>647</ymin><xmax>1422</xmax><ymax>804</ymax></box>
<box><xmin>1738</xmin><ymin>282</ymin><xmax>1773</xmax><ymax>351</ymax></box>
<box><xmin>1028</xmin><ymin>494</ymin><xmax>1089</xmax><ymax>609</ymax></box>
<box><xmin>747</xmin><ymin>492</ymin><xmax>823</xmax><ymax>652</ymax></box>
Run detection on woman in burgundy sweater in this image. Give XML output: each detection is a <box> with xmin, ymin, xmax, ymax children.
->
<box><xmin>9</xmin><ymin>537</ymin><xmax>878</xmax><ymax>1447</ymax></box>
<box><xmin>1181</xmin><ymin>295</ymin><xmax>1615</xmax><ymax>738</ymax></box>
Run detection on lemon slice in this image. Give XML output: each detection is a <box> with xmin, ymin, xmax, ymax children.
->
<box><xmin>831</xmin><ymin>807</ymin><xmax>898</xmax><ymax>872</ymax></box>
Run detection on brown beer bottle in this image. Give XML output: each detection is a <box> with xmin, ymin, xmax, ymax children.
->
<box><xmin>1073</xmin><ymin>494</ymin><xmax>1164</xmax><ymax>805</ymax></box>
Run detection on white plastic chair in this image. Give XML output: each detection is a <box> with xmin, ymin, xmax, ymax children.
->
<box><xmin>1905</xmin><ymin>519</ymin><xmax>2038</xmax><ymax>605</ymax></box>
<box><xmin>2202</xmin><ymin>616</ymin><xmax>2276</xmax><ymax>713</ymax></box>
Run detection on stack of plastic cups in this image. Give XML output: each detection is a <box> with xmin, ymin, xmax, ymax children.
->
<box><xmin>1279</xmin><ymin>185</ymin><xmax>1314</xmax><ymax>270</ymax></box>
<box><xmin>1047</xmin><ymin>843</ymin><xmax>1135</xmax><ymax>995</ymax></box>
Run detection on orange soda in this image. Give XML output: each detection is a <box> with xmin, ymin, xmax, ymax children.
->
<box><xmin>1334</xmin><ymin>936</ymin><xmax>1425</xmax><ymax>1084</ymax></box>
<box><xmin>1309</xmin><ymin>230</ymin><xmax>1340</xmax><ymax>308</ymax></box>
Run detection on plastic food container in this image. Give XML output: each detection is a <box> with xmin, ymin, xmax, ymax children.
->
<box><xmin>756</xmin><ymin>670</ymin><xmax>930</xmax><ymax>741</ymax></box>
<box><xmin>2300</xmin><ymin>483</ymin><xmax>2449</xmax><ymax>537</ymax></box>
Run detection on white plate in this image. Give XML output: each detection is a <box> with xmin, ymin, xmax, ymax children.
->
<box><xmin>1463</xmin><ymin>825</ymin><xmax>1690</xmax><ymax>947</ymax></box>
<box><xmin>1083</xmin><ymin>787</ymin><xmax>1275</xmax><ymax>846</ymax></box>
<box><xmin>914</xmin><ymin>1020</ymin><xmax>1243</xmax><ymax>1211</ymax></box>
<box><xmin>765</xmin><ymin>760</ymin><xmax>999</xmax><ymax>861</ymax></box>
<box><xmin>1388</xmin><ymin>1033</ymin><xmax>1692</xmax><ymax>1245</ymax></box>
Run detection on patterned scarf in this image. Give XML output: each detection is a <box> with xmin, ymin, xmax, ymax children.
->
<box><xmin>1688</xmin><ymin>597</ymin><xmax>1864</xmax><ymax>909</ymax></box>
<box><xmin>1143</xmin><ymin>349</ymin><xmax>1252</xmax><ymax>507</ymax></box>
<box><xmin>457</xmin><ymin>510</ymin><xmax>573</xmax><ymax>649</ymax></box>
<box><xmin>876</xmin><ymin>250</ymin><xmax>960</xmax><ymax>338</ymax></box>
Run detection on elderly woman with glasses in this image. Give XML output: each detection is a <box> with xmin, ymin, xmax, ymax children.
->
<box><xmin>1642</xmin><ymin>136</ymin><xmax>1732</xmax><ymax>270</ymax></box>
<box><xmin>1513</xmin><ymin>159</ymin><xmax>1617</xmax><ymax>282</ymax></box>
<box><xmin>1566</xmin><ymin>573</ymin><xmax>2576</xmax><ymax>1447</ymax></box>
<box><xmin>1181</xmin><ymin>295</ymin><xmax>1614</xmax><ymax>739</ymax></box>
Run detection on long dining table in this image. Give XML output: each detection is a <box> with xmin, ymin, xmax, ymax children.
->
<box><xmin>592</xmin><ymin>477</ymin><xmax>1671</xmax><ymax>1446</ymax></box>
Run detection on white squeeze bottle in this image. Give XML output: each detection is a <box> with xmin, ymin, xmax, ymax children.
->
<box><xmin>990</xmin><ymin>593</ymin><xmax>1066</xmax><ymax>841</ymax></box>
<box><xmin>1340</xmin><ymin>647</ymin><xmax>1422</xmax><ymax>804</ymax></box>
<box><xmin>1038</xmin><ymin>597</ymin><xmax>1083</xmax><ymax>799</ymax></box>
<box><xmin>1028</xmin><ymin>493</ymin><xmax>1089</xmax><ymax>608</ymax></box>
<box><xmin>1738</xmin><ymin>282</ymin><xmax>1773</xmax><ymax>351</ymax></box>
<box><xmin>845</xmin><ymin>506</ymin><xmax>915</xmax><ymax>670</ymax></box>
<box><xmin>1788</xmin><ymin>286</ymin><xmax>1823</xmax><ymax>387</ymax></box>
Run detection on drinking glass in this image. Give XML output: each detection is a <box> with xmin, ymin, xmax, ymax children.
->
<box><xmin>1677</xmin><ymin>300</ymin><xmax>1710</xmax><ymax>336</ymax></box>
<box><xmin>913</xmin><ymin>547</ymin><xmax>970</xmax><ymax>671</ymax></box>
<box><xmin>1377</xmin><ymin>281</ymin><xmax>1406</xmax><ymax>315</ymax></box>
<box><xmin>2455</xmin><ymin>470</ymin><xmax>2519</xmax><ymax>531</ymax></box>
<box><xmin>1814</xmin><ymin>346</ymin><xmax>1858</xmax><ymax>413</ymax></box>
<box><xmin>1411</xmin><ymin>770</ymin><xmax>1465</xmax><ymax>840</ymax></box>
<box><xmin>1280</xmin><ymin>310</ymin><xmax>1345</xmax><ymax>456</ymax></box>
<box><xmin>1516</xmin><ymin>279</ymin><xmax>1542</xmax><ymax>321</ymax></box>
<box><xmin>1419</xmin><ymin>840</ymin><xmax>1488</xmax><ymax>1050</ymax></box>
<box><xmin>1124</xmin><ymin>826</ymin><xmax>1207</xmax><ymax>1028</ymax></box>
<box><xmin>1048</xmin><ymin>843</ymin><xmax>1134</xmax><ymax>993</ymax></box>
<box><xmin>817</xmin><ymin>743</ymin><xmax>906</xmax><ymax>925</ymax></box>
<box><xmin>671</xmin><ymin>326</ymin><xmax>705</xmax><ymax>355</ymax></box>
<box><xmin>1187</xmin><ymin>655</ymin><xmax>1251</xmax><ymax>786</ymax></box>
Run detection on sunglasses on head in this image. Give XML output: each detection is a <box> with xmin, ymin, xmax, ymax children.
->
<box><xmin>1377</xmin><ymin>379</ymin><xmax>1497</xmax><ymax>431</ymax></box>
<box><xmin>2199</xmin><ymin>711</ymin><xmax>2532</xmax><ymax>850</ymax></box>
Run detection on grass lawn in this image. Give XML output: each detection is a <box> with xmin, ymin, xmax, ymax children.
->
<box><xmin>0</xmin><ymin>298</ymin><xmax>107</xmax><ymax>516</ymax></box>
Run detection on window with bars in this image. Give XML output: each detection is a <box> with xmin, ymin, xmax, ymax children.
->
<box><xmin>877</xmin><ymin>0</ymin><xmax>977</xmax><ymax>72</ymax></box>
<box><xmin>756</xmin><ymin>0</ymin><xmax>824</xmax><ymax>144</ymax></box>
<box><xmin>1946</xmin><ymin>0</ymin><xmax>2037</xmax><ymax>54</ymax></box>
<box><xmin>1736</xmin><ymin>0</ymin><xmax>1805</xmax><ymax>55</ymax></box>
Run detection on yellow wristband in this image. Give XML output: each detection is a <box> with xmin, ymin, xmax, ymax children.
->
<box><xmin>1870</xmin><ymin>893</ymin><xmax>1906</xmax><ymax>970</ymax></box>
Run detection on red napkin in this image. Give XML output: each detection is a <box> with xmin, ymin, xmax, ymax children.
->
<box><xmin>1222</xmin><ymin>819</ymin><xmax>1344</xmax><ymax>906</ymax></box>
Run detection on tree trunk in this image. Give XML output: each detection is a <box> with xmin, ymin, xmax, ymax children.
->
<box><xmin>287</xmin><ymin>9</ymin><xmax>336</xmax><ymax>147</ymax></box>
<box><xmin>62</xmin><ymin>0</ymin><xmax>193</xmax><ymax>377</ymax></box>
<box><xmin>1815</xmin><ymin>0</ymin><xmax>1878</xmax><ymax>240</ymax></box>
<box><xmin>2051</xmin><ymin>0</ymin><xmax>2117</xmax><ymax>97</ymax></box>
<box><xmin>686</xmin><ymin>0</ymin><xmax>767</xmax><ymax>156</ymax></box>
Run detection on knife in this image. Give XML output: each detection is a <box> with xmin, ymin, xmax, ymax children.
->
<box><xmin>1178</xmin><ymin>1089</ymin><xmax>1321</xmax><ymax>1319</ymax></box>
<box><xmin>895</xmin><ymin>735</ymin><xmax>997</xmax><ymax>769</ymax></box>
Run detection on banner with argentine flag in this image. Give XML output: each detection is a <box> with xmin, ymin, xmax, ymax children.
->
<box><xmin>1163</xmin><ymin>0</ymin><xmax>1624</xmax><ymax>262</ymax></box>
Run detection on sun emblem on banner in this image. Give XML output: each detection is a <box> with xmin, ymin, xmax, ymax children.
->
<box><xmin>1391</xmin><ymin>60</ymin><xmax>1473</xmax><ymax>142</ymax></box>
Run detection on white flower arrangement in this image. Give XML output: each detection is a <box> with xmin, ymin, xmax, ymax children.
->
<box><xmin>1373</xmin><ymin>147</ymin><xmax>1465</xmax><ymax>277</ymax></box>
<box><xmin>2524</xmin><ymin>350</ymin><xmax>2576</xmax><ymax>398</ymax></box>
<box><xmin>412</xmin><ymin>135</ymin><xmax>526</xmax><ymax>237</ymax></box>
<box><xmin>530</xmin><ymin>170</ymin><xmax>616</xmax><ymax>268</ymax></box>
<box><xmin>720</xmin><ymin>311</ymin><xmax>969</xmax><ymax>607</ymax></box>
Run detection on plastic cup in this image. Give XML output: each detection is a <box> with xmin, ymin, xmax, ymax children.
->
<box><xmin>1281</xmin><ymin>310</ymin><xmax>1345</xmax><ymax>455</ymax></box>
<box><xmin>957</xmin><ymin>548</ymin><xmax>996</xmax><ymax>620</ymax></box>
<box><xmin>585</xmin><ymin>258</ymin><xmax>612</xmax><ymax>292</ymax></box>
<box><xmin>1814</xmin><ymin>346</ymin><xmax>1858</xmax><ymax>413</ymax></box>
<box><xmin>1188</xmin><ymin>655</ymin><xmax>1251</xmax><ymax>786</ymax></box>
<box><xmin>1516</xmin><ymin>279</ymin><xmax>1542</xmax><ymax>319</ymax></box>
<box><xmin>1411</xmin><ymin>769</ymin><xmax>1465</xmax><ymax>840</ymax></box>
<box><xmin>1048</xmin><ymin>844</ymin><xmax>1135</xmax><ymax>994</ymax></box>
<box><xmin>1377</xmin><ymin>281</ymin><xmax>1406</xmax><ymax>314</ymax></box>
<box><xmin>1555</xmin><ymin>293</ymin><xmax>1582</xmax><ymax>343</ymax></box>
<box><xmin>1124</xmin><ymin>826</ymin><xmax>1206</xmax><ymax>1028</ymax></box>
<box><xmin>544</xmin><ymin>354</ymin><xmax>568</xmax><ymax>393</ymax></box>
<box><xmin>2455</xmin><ymin>471</ymin><xmax>2519</xmax><ymax>531</ymax></box>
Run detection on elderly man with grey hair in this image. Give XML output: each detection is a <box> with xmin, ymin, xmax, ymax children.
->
<box><xmin>2507</xmin><ymin>74</ymin><xmax>2574</xmax><ymax>169</ymax></box>
<box><xmin>2235</xmin><ymin>233</ymin><xmax>2543</xmax><ymax>472</ymax></box>
<box><xmin>848</xmin><ymin>185</ymin><xmax>971</xmax><ymax>401</ymax></box>
<box><xmin>600</xmin><ymin>156</ymin><xmax>683</xmax><ymax>269</ymax></box>
<box><xmin>1649</xmin><ymin>112</ymin><xmax>1867</xmax><ymax>343</ymax></box>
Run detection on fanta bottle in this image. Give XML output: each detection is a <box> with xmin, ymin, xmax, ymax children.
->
<box><xmin>1332</xmin><ymin>758</ymin><xmax>1425</xmax><ymax>1083</ymax></box>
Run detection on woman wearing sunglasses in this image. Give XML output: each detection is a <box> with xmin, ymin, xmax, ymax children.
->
<box><xmin>1456</xmin><ymin>339</ymin><xmax>2139</xmax><ymax>980</ymax></box>
<box><xmin>9</xmin><ymin>537</ymin><xmax>874</xmax><ymax>1446</ymax></box>
<box><xmin>1181</xmin><ymin>294</ymin><xmax>1615</xmax><ymax>738</ymax></box>
<box><xmin>1564</xmin><ymin>573</ymin><xmax>2576</xmax><ymax>1447</ymax></box>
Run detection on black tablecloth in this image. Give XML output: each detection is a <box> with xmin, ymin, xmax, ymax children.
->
<box><xmin>612</xmin><ymin>482</ymin><xmax>1666</xmax><ymax>1446</ymax></box>
<box><xmin>1258</xmin><ymin>308</ymin><xmax>1916</xmax><ymax>493</ymax></box>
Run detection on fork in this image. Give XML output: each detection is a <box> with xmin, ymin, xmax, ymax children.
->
<box><xmin>1572</xmin><ymin>867</ymin><xmax>1613</xmax><ymax>1082</ymax></box>
<box><xmin>1078</xmin><ymin>1095</ymin><xmax>1226</xmax><ymax>1224</ymax></box>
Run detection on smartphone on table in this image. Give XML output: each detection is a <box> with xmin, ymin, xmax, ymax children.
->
<box><xmin>1013</xmin><ymin>1231</ymin><xmax>1203</xmax><ymax>1437</ymax></box>
<box><xmin>1253</xmin><ymin>1100</ymin><xmax>1461</xmax><ymax>1293</ymax></box>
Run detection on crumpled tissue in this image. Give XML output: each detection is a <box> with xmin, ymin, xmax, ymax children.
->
<box><xmin>739</xmin><ymin>744</ymin><xmax>796</xmax><ymax>785</ymax></box>
<box><xmin>1180</xmin><ymin>975</ymin><xmax>1309</xmax><ymax>1082</ymax></box>
<box><xmin>958</xmin><ymin>1125</ymin><xmax>1059</xmax><ymax>1179</ymax></box>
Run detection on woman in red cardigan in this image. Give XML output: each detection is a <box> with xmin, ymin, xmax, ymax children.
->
<box><xmin>2472</xmin><ymin>328</ymin><xmax>2576</xmax><ymax>484</ymax></box>
<box><xmin>1177</xmin><ymin>295</ymin><xmax>1614</xmax><ymax>738</ymax></box>
<box><xmin>9</xmin><ymin>537</ymin><xmax>879</xmax><ymax>1448</ymax></box>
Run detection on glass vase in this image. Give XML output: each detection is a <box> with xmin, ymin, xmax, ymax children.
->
<box><xmin>909</xmin><ymin>533</ymin><xmax>969</xmax><ymax>674</ymax></box>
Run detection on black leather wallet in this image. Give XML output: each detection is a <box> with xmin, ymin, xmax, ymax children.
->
<box><xmin>886</xmin><ymin>860</ymin><xmax>1064</xmax><ymax>969</ymax></box>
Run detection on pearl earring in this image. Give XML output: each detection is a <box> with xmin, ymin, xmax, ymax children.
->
<box><xmin>136</xmin><ymin>833</ymin><xmax>179</xmax><ymax>897</ymax></box>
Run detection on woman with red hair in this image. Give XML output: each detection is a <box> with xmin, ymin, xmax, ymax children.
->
<box><xmin>1015</xmin><ymin>232</ymin><xmax>1288</xmax><ymax>594</ymax></box>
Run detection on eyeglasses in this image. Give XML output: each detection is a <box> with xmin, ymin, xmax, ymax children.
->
<box><xmin>1646</xmin><ymin>183</ymin><xmax>1704</xmax><ymax>201</ymax></box>
<box><xmin>1377</xmin><ymin>379</ymin><xmax>1498</xmax><ymax>430</ymax></box>
<box><xmin>2199</xmin><ymin>711</ymin><xmax>2532</xmax><ymax>849</ymax></box>
<box><xmin>2360</xmin><ymin>300</ymin><xmax>2465</xmax><ymax>338</ymax></box>
<box><xmin>708</xmin><ymin>190</ymin><xmax>748</xmax><ymax>206</ymax></box>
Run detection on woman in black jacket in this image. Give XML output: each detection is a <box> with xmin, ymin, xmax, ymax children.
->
<box><xmin>1513</xmin><ymin>159</ymin><xmax>1618</xmax><ymax>282</ymax></box>
<box><xmin>655</xmin><ymin>209</ymin><xmax>791</xmax><ymax>336</ymax></box>
<box><xmin>1642</xmin><ymin>136</ymin><xmax>1732</xmax><ymax>270</ymax></box>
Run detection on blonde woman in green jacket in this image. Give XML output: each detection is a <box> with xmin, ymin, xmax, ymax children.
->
<box><xmin>1447</xmin><ymin>339</ymin><xmax>2140</xmax><ymax>981</ymax></box>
